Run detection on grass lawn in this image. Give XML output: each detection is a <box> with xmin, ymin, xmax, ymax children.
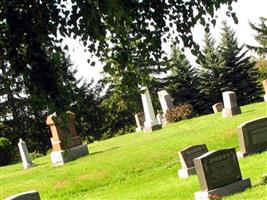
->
<box><xmin>1</xmin><ymin>102</ymin><xmax>267</xmax><ymax>200</ymax></box>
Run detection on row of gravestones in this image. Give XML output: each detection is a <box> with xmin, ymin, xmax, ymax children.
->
<box><xmin>7</xmin><ymin>80</ymin><xmax>267</xmax><ymax>199</ymax></box>
<box><xmin>177</xmin><ymin>116</ymin><xmax>267</xmax><ymax>199</ymax></box>
<box><xmin>136</xmin><ymin>79</ymin><xmax>267</xmax><ymax>132</ymax></box>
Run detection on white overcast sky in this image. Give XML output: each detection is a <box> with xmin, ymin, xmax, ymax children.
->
<box><xmin>65</xmin><ymin>0</ymin><xmax>267</xmax><ymax>83</ymax></box>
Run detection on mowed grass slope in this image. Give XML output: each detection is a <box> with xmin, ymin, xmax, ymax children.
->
<box><xmin>1</xmin><ymin>102</ymin><xmax>267</xmax><ymax>200</ymax></box>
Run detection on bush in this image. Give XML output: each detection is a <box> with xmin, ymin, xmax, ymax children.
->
<box><xmin>165</xmin><ymin>104</ymin><xmax>193</xmax><ymax>123</ymax></box>
<box><xmin>0</xmin><ymin>137</ymin><xmax>15</xmax><ymax>166</ymax></box>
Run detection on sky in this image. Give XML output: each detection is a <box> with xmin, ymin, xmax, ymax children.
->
<box><xmin>65</xmin><ymin>0</ymin><xmax>267</xmax><ymax>83</ymax></box>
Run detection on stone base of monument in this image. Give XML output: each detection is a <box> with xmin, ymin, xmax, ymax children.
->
<box><xmin>50</xmin><ymin>144</ymin><xmax>89</xmax><ymax>166</ymax></box>
<box><xmin>4</xmin><ymin>191</ymin><xmax>41</xmax><ymax>200</ymax></box>
<box><xmin>144</xmin><ymin>124</ymin><xmax>162</xmax><ymax>132</ymax></box>
<box><xmin>236</xmin><ymin>151</ymin><xmax>249</xmax><ymax>158</ymax></box>
<box><xmin>135</xmin><ymin>127</ymin><xmax>143</xmax><ymax>132</ymax></box>
<box><xmin>194</xmin><ymin>178</ymin><xmax>251</xmax><ymax>200</ymax></box>
<box><xmin>264</xmin><ymin>94</ymin><xmax>267</xmax><ymax>102</ymax></box>
<box><xmin>222</xmin><ymin>107</ymin><xmax>241</xmax><ymax>117</ymax></box>
<box><xmin>178</xmin><ymin>167</ymin><xmax>196</xmax><ymax>178</ymax></box>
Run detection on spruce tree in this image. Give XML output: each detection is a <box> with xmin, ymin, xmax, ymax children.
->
<box><xmin>163</xmin><ymin>44</ymin><xmax>201</xmax><ymax>113</ymax></box>
<box><xmin>248</xmin><ymin>17</ymin><xmax>267</xmax><ymax>56</ymax></box>
<box><xmin>218</xmin><ymin>22</ymin><xmax>261</xmax><ymax>105</ymax></box>
<box><xmin>198</xmin><ymin>32</ymin><xmax>225</xmax><ymax>112</ymax></box>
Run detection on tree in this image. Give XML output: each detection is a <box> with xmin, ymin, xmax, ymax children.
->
<box><xmin>218</xmin><ymin>22</ymin><xmax>260</xmax><ymax>105</ymax></box>
<box><xmin>248</xmin><ymin>17</ymin><xmax>267</xmax><ymax>56</ymax></box>
<box><xmin>198</xmin><ymin>32</ymin><xmax>225</xmax><ymax>113</ymax></box>
<box><xmin>163</xmin><ymin>44</ymin><xmax>201</xmax><ymax>113</ymax></box>
<box><xmin>0</xmin><ymin>0</ymin><xmax>238</xmax><ymax>103</ymax></box>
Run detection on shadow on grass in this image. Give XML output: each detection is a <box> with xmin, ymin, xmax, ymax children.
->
<box><xmin>90</xmin><ymin>146</ymin><xmax>120</xmax><ymax>156</ymax></box>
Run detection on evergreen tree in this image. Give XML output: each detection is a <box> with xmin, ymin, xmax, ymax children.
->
<box><xmin>163</xmin><ymin>44</ymin><xmax>201</xmax><ymax>113</ymax></box>
<box><xmin>218</xmin><ymin>22</ymin><xmax>260</xmax><ymax>105</ymax></box>
<box><xmin>198</xmin><ymin>32</ymin><xmax>225</xmax><ymax>113</ymax></box>
<box><xmin>248</xmin><ymin>17</ymin><xmax>267</xmax><ymax>56</ymax></box>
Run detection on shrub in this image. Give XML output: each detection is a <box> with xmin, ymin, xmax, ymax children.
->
<box><xmin>0</xmin><ymin>137</ymin><xmax>15</xmax><ymax>166</ymax></box>
<box><xmin>30</xmin><ymin>152</ymin><xmax>44</xmax><ymax>160</ymax></box>
<box><xmin>165</xmin><ymin>104</ymin><xmax>193</xmax><ymax>123</ymax></box>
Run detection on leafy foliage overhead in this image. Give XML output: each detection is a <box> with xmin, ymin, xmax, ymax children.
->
<box><xmin>1</xmin><ymin>0</ymin><xmax>237</xmax><ymax>91</ymax></box>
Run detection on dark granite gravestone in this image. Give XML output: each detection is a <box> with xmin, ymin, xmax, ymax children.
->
<box><xmin>178</xmin><ymin>144</ymin><xmax>208</xmax><ymax>178</ymax></box>
<box><xmin>4</xmin><ymin>191</ymin><xmax>40</xmax><ymax>200</ymax></box>
<box><xmin>193</xmin><ymin>148</ymin><xmax>251</xmax><ymax>200</ymax></box>
<box><xmin>237</xmin><ymin>117</ymin><xmax>267</xmax><ymax>157</ymax></box>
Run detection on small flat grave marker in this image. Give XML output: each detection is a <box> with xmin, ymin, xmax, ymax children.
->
<box><xmin>237</xmin><ymin>117</ymin><xmax>267</xmax><ymax>157</ymax></box>
<box><xmin>4</xmin><ymin>191</ymin><xmax>40</xmax><ymax>200</ymax></box>
<box><xmin>194</xmin><ymin>148</ymin><xmax>251</xmax><ymax>200</ymax></box>
<box><xmin>178</xmin><ymin>144</ymin><xmax>208</xmax><ymax>178</ymax></box>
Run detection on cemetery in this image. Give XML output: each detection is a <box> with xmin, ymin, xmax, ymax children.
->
<box><xmin>1</xmin><ymin>1</ymin><xmax>267</xmax><ymax>200</ymax></box>
<box><xmin>1</xmin><ymin>102</ymin><xmax>266</xmax><ymax>199</ymax></box>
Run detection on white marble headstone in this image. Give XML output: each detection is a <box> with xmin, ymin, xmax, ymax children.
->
<box><xmin>18</xmin><ymin>138</ymin><xmax>33</xmax><ymax>169</ymax></box>
<box><xmin>157</xmin><ymin>90</ymin><xmax>174</xmax><ymax>114</ymax></box>
<box><xmin>141</xmin><ymin>87</ymin><xmax>161</xmax><ymax>131</ymax></box>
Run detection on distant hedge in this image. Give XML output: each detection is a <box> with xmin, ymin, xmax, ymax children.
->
<box><xmin>0</xmin><ymin>137</ymin><xmax>15</xmax><ymax>166</ymax></box>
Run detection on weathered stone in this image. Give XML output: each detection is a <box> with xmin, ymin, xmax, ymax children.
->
<box><xmin>4</xmin><ymin>191</ymin><xmax>40</xmax><ymax>200</ymax></box>
<box><xmin>222</xmin><ymin>91</ymin><xmax>241</xmax><ymax>117</ymax></box>
<box><xmin>46</xmin><ymin>111</ymin><xmax>82</xmax><ymax>151</ymax></box>
<box><xmin>237</xmin><ymin>117</ymin><xmax>267</xmax><ymax>157</ymax></box>
<box><xmin>156</xmin><ymin>113</ymin><xmax>163</xmax><ymax>125</ymax></box>
<box><xmin>212</xmin><ymin>102</ymin><xmax>224</xmax><ymax>113</ymax></box>
<box><xmin>18</xmin><ymin>139</ymin><xmax>33</xmax><ymax>169</ymax></box>
<box><xmin>194</xmin><ymin>148</ymin><xmax>242</xmax><ymax>191</ymax></box>
<box><xmin>46</xmin><ymin>111</ymin><xmax>89</xmax><ymax>166</ymax></box>
<box><xmin>178</xmin><ymin>144</ymin><xmax>208</xmax><ymax>178</ymax></box>
<box><xmin>135</xmin><ymin>112</ymin><xmax>145</xmax><ymax>132</ymax></box>
<box><xmin>157</xmin><ymin>90</ymin><xmax>174</xmax><ymax>114</ymax></box>
<box><xmin>141</xmin><ymin>87</ymin><xmax>162</xmax><ymax>132</ymax></box>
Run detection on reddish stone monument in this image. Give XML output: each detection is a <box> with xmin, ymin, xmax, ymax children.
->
<box><xmin>263</xmin><ymin>80</ymin><xmax>267</xmax><ymax>102</ymax></box>
<box><xmin>46</xmin><ymin>111</ymin><xmax>88</xmax><ymax>166</ymax></box>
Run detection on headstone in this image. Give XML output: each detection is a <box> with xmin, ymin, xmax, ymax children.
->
<box><xmin>141</xmin><ymin>87</ymin><xmax>162</xmax><ymax>132</ymax></box>
<box><xmin>194</xmin><ymin>148</ymin><xmax>251</xmax><ymax>200</ymax></box>
<box><xmin>263</xmin><ymin>80</ymin><xmax>267</xmax><ymax>102</ymax></box>
<box><xmin>156</xmin><ymin>113</ymin><xmax>163</xmax><ymax>125</ymax></box>
<box><xmin>157</xmin><ymin>90</ymin><xmax>174</xmax><ymax>114</ymax></box>
<box><xmin>222</xmin><ymin>91</ymin><xmax>241</xmax><ymax>117</ymax></box>
<box><xmin>4</xmin><ymin>191</ymin><xmax>40</xmax><ymax>200</ymax></box>
<box><xmin>134</xmin><ymin>112</ymin><xmax>145</xmax><ymax>132</ymax></box>
<box><xmin>178</xmin><ymin>144</ymin><xmax>208</xmax><ymax>178</ymax></box>
<box><xmin>212</xmin><ymin>102</ymin><xmax>224</xmax><ymax>113</ymax></box>
<box><xmin>237</xmin><ymin>117</ymin><xmax>267</xmax><ymax>158</ymax></box>
<box><xmin>18</xmin><ymin>139</ymin><xmax>33</xmax><ymax>169</ymax></box>
<box><xmin>46</xmin><ymin>111</ymin><xmax>89</xmax><ymax>166</ymax></box>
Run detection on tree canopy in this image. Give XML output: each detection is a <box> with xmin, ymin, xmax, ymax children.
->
<box><xmin>0</xmin><ymin>0</ymin><xmax>237</xmax><ymax>101</ymax></box>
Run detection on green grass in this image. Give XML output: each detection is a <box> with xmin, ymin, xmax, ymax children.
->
<box><xmin>1</xmin><ymin>102</ymin><xmax>267</xmax><ymax>200</ymax></box>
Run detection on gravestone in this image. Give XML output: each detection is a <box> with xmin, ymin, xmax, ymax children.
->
<box><xmin>134</xmin><ymin>112</ymin><xmax>145</xmax><ymax>132</ymax></box>
<box><xmin>237</xmin><ymin>117</ymin><xmax>267</xmax><ymax>158</ymax></box>
<box><xmin>157</xmin><ymin>90</ymin><xmax>174</xmax><ymax>114</ymax></box>
<box><xmin>4</xmin><ymin>191</ymin><xmax>41</xmax><ymax>200</ymax></box>
<box><xmin>222</xmin><ymin>91</ymin><xmax>241</xmax><ymax>117</ymax></box>
<box><xmin>141</xmin><ymin>87</ymin><xmax>162</xmax><ymax>132</ymax></box>
<box><xmin>212</xmin><ymin>102</ymin><xmax>224</xmax><ymax>113</ymax></box>
<box><xmin>156</xmin><ymin>113</ymin><xmax>163</xmax><ymax>125</ymax></box>
<box><xmin>178</xmin><ymin>144</ymin><xmax>208</xmax><ymax>178</ymax></box>
<box><xmin>194</xmin><ymin>148</ymin><xmax>251</xmax><ymax>200</ymax></box>
<box><xmin>18</xmin><ymin>139</ymin><xmax>33</xmax><ymax>169</ymax></box>
<box><xmin>46</xmin><ymin>111</ymin><xmax>89</xmax><ymax>166</ymax></box>
<box><xmin>263</xmin><ymin>80</ymin><xmax>267</xmax><ymax>102</ymax></box>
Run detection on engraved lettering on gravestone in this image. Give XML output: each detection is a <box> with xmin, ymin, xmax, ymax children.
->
<box><xmin>194</xmin><ymin>148</ymin><xmax>242</xmax><ymax>191</ymax></box>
